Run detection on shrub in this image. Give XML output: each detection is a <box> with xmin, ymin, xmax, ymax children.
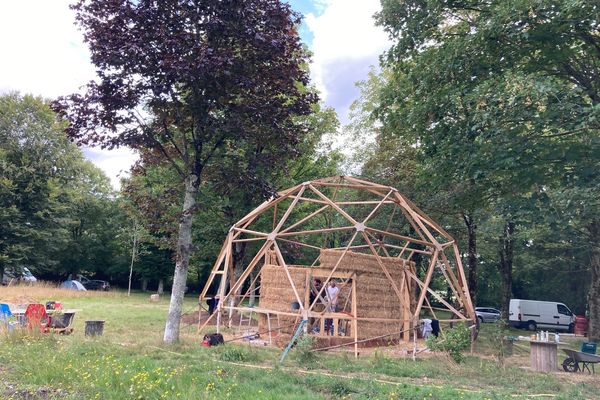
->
<box><xmin>218</xmin><ymin>345</ymin><xmax>256</xmax><ymax>362</ymax></box>
<box><xmin>293</xmin><ymin>334</ymin><xmax>317</xmax><ymax>366</ymax></box>
<box><xmin>426</xmin><ymin>324</ymin><xmax>471</xmax><ymax>363</ymax></box>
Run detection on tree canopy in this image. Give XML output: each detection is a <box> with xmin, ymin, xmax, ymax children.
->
<box><xmin>54</xmin><ymin>0</ymin><xmax>319</xmax><ymax>343</ymax></box>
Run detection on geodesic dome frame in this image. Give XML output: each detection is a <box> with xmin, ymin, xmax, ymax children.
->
<box><xmin>198</xmin><ymin>176</ymin><xmax>475</xmax><ymax>349</ymax></box>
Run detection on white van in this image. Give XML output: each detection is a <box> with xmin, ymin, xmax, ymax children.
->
<box><xmin>509</xmin><ymin>299</ymin><xmax>575</xmax><ymax>332</ymax></box>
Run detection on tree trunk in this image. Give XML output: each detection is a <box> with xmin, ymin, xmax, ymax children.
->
<box><xmin>249</xmin><ymin>270</ymin><xmax>257</xmax><ymax>307</ymax></box>
<box><xmin>498</xmin><ymin>221</ymin><xmax>514</xmax><ymax>321</ymax></box>
<box><xmin>588</xmin><ymin>220</ymin><xmax>600</xmax><ymax>341</ymax></box>
<box><xmin>141</xmin><ymin>278</ymin><xmax>148</xmax><ymax>292</ymax></box>
<box><xmin>157</xmin><ymin>279</ymin><xmax>164</xmax><ymax>295</ymax></box>
<box><xmin>462</xmin><ymin>213</ymin><xmax>478</xmax><ymax>307</ymax></box>
<box><xmin>164</xmin><ymin>174</ymin><xmax>199</xmax><ymax>344</ymax></box>
<box><xmin>231</xmin><ymin>241</ymin><xmax>247</xmax><ymax>306</ymax></box>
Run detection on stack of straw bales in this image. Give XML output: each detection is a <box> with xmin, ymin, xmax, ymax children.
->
<box><xmin>257</xmin><ymin>264</ymin><xmax>307</xmax><ymax>334</ymax></box>
<box><xmin>319</xmin><ymin>249</ymin><xmax>414</xmax><ymax>338</ymax></box>
<box><xmin>258</xmin><ymin>249</ymin><xmax>416</xmax><ymax>340</ymax></box>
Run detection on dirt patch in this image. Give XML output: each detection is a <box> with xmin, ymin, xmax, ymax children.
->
<box><xmin>1</xmin><ymin>365</ymin><xmax>68</xmax><ymax>399</ymax></box>
<box><xmin>182</xmin><ymin>310</ymin><xmax>259</xmax><ymax>327</ymax></box>
<box><xmin>2</xmin><ymin>384</ymin><xmax>68</xmax><ymax>399</ymax></box>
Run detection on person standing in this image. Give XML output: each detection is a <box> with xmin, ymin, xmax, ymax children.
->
<box><xmin>325</xmin><ymin>281</ymin><xmax>339</xmax><ymax>335</ymax></box>
<box><xmin>326</xmin><ymin>281</ymin><xmax>339</xmax><ymax>312</ymax></box>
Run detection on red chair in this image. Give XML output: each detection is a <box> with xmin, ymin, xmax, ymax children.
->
<box><xmin>25</xmin><ymin>304</ymin><xmax>50</xmax><ymax>332</ymax></box>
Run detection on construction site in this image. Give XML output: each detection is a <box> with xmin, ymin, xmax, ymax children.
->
<box><xmin>198</xmin><ymin>176</ymin><xmax>476</xmax><ymax>357</ymax></box>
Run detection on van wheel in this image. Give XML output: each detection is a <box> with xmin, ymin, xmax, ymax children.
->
<box><xmin>568</xmin><ymin>323</ymin><xmax>574</xmax><ymax>333</ymax></box>
<box><xmin>478</xmin><ymin>316</ymin><xmax>484</xmax><ymax>324</ymax></box>
<box><xmin>527</xmin><ymin>321</ymin><xmax>537</xmax><ymax>331</ymax></box>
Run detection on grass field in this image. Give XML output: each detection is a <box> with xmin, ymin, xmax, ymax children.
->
<box><xmin>1</xmin><ymin>286</ymin><xmax>598</xmax><ymax>399</ymax></box>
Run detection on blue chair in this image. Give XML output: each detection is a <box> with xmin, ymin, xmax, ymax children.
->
<box><xmin>0</xmin><ymin>303</ymin><xmax>18</xmax><ymax>331</ymax></box>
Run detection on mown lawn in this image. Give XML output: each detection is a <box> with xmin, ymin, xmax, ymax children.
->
<box><xmin>1</xmin><ymin>288</ymin><xmax>598</xmax><ymax>399</ymax></box>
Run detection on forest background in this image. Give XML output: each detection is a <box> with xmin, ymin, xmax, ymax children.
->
<box><xmin>1</xmin><ymin>0</ymin><xmax>598</xmax><ymax>340</ymax></box>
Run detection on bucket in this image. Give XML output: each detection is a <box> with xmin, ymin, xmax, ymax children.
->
<box><xmin>574</xmin><ymin>315</ymin><xmax>588</xmax><ymax>336</ymax></box>
<box><xmin>85</xmin><ymin>320</ymin><xmax>105</xmax><ymax>337</ymax></box>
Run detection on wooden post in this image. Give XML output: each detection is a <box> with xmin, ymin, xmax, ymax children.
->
<box><xmin>530</xmin><ymin>341</ymin><xmax>558</xmax><ymax>372</ymax></box>
<box><xmin>413</xmin><ymin>250</ymin><xmax>439</xmax><ymax>319</ymax></box>
<box><xmin>352</xmin><ymin>276</ymin><xmax>358</xmax><ymax>358</ymax></box>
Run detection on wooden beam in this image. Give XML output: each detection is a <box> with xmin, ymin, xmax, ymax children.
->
<box><xmin>311</xmin><ymin>182</ymin><xmax>389</xmax><ymax>190</ymax></box>
<box><xmin>361</xmin><ymin>232</ymin><xmax>405</xmax><ymax>305</ymax></box>
<box><xmin>272</xmin><ymin>185</ymin><xmax>307</xmax><ymax>234</ymax></box>
<box><xmin>277</xmin><ymin>225</ymin><xmax>355</xmax><ymax>238</ymax></box>
<box><xmin>362</xmin><ymin>189</ymin><xmax>394</xmax><ymax>225</ymax></box>
<box><xmin>396</xmin><ymin>192</ymin><xmax>453</xmax><ymax>239</ymax></box>
<box><xmin>295</xmin><ymin>196</ymin><xmax>329</xmax><ymax>205</ymax></box>
<box><xmin>413</xmin><ymin>250</ymin><xmax>438</xmax><ymax>319</ymax></box>
<box><xmin>335</xmin><ymin>200</ymin><xmax>396</xmax><ymax>205</ymax></box>
<box><xmin>352</xmin><ymin>277</ymin><xmax>358</xmax><ymax>358</ymax></box>
<box><xmin>365</xmin><ymin>226</ymin><xmax>432</xmax><ymax>247</ymax></box>
<box><xmin>222</xmin><ymin>241</ymin><xmax>271</xmax><ymax>307</ymax></box>
<box><xmin>199</xmin><ymin>237</ymin><xmax>229</xmax><ymax>301</ymax></box>
<box><xmin>452</xmin><ymin>243</ymin><xmax>476</xmax><ymax>320</ymax></box>
<box><xmin>232</xmin><ymin>237</ymin><xmax>267</xmax><ymax>243</ymax></box>
<box><xmin>393</xmin><ymin>192</ymin><xmax>442</xmax><ymax>248</ymax></box>
<box><xmin>343</xmin><ymin>176</ymin><xmax>392</xmax><ymax>189</ymax></box>
<box><xmin>308</xmin><ymin>231</ymin><xmax>359</xmax><ymax>312</ymax></box>
<box><xmin>272</xmin><ymin>241</ymin><xmax>306</xmax><ymax>312</ymax></box>
<box><xmin>308</xmin><ymin>184</ymin><xmax>358</xmax><ymax>225</ymax></box>
<box><xmin>406</xmin><ymin>269</ymin><xmax>467</xmax><ymax>319</ymax></box>
<box><xmin>438</xmin><ymin>250</ymin><xmax>468</xmax><ymax>311</ymax></box>
<box><xmin>280</xmin><ymin>205</ymin><xmax>330</xmax><ymax>234</ymax></box>
<box><xmin>233</xmin><ymin>227</ymin><xmax>269</xmax><ymax>238</ymax></box>
<box><xmin>276</xmin><ymin>237</ymin><xmax>323</xmax><ymax>250</ymax></box>
<box><xmin>234</xmin><ymin>189</ymin><xmax>297</xmax><ymax>228</ymax></box>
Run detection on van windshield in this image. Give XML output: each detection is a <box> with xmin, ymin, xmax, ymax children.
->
<box><xmin>557</xmin><ymin>304</ymin><xmax>572</xmax><ymax>316</ymax></box>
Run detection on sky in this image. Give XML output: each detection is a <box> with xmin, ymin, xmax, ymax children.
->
<box><xmin>0</xmin><ymin>0</ymin><xmax>391</xmax><ymax>188</ymax></box>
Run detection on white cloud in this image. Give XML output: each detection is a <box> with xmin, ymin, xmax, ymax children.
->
<box><xmin>83</xmin><ymin>147</ymin><xmax>138</xmax><ymax>190</ymax></box>
<box><xmin>0</xmin><ymin>1</ymin><xmax>136</xmax><ymax>189</ymax></box>
<box><xmin>0</xmin><ymin>0</ymin><xmax>390</xmax><ymax>186</ymax></box>
<box><xmin>0</xmin><ymin>1</ymin><xmax>95</xmax><ymax>99</ymax></box>
<box><xmin>305</xmin><ymin>0</ymin><xmax>391</xmax><ymax>105</ymax></box>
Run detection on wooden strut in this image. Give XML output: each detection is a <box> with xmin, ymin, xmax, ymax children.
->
<box><xmin>308</xmin><ymin>231</ymin><xmax>359</xmax><ymax>312</ymax></box>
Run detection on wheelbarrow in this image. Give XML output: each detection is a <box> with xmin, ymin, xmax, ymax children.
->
<box><xmin>562</xmin><ymin>349</ymin><xmax>600</xmax><ymax>374</ymax></box>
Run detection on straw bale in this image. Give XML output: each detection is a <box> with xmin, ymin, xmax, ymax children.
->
<box><xmin>256</xmin><ymin>250</ymin><xmax>417</xmax><ymax>340</ymax></box>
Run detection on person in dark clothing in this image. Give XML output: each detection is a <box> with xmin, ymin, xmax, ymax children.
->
<box><xmin>207</xmin><ymin>296</ymin><xmax>219</xmax><ymax>315</ymax></box>
<box><xmin>309</xmin><ymin>279</ymin><xmax>323</xmax><ymax>305</ymax></box>
<box><xmin>431</xmin><ymin>319</ymin><xmax>440</xmax><ymax>337</ymax></box>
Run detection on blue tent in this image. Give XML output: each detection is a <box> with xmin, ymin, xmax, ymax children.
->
<box><xmin>61</xmin><ymin>280</ymin><xmax>87</xmax><ymax>291</ymax></box>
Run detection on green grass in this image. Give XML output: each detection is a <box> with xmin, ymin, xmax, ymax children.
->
<box><xmin>1</xmin><ymin>291</ymin><xmax>599</xmax><ymax>399</ymax></box>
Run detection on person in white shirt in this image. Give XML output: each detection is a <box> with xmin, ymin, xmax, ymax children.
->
<box><xmin>325</xmin><ymin>281</ymin><xmax>339</xmax><ymax>335</ymax></box>
<box><xmin>326</xmin><ymin>281</ymin><xmax>339</xmax><ymax>312</ymax></box>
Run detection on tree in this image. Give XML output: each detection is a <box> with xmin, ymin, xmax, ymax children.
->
<box><xmin>0</xmin><ymin>93</ymin><xmax>79</xmax><ymax>279</ymax></box>
<box><xmin>121</xmin><ymin>103</ymin><xmax>341</xmax><ymax>296</ymax></box>
<box><xmin>376</xmin><ymin>0</ymin><xmax>599</xmax><ymax>324</ymax></box>
<box><xmin>54</xmin><ymin>0</ymin><xmax>316</xmax><ymax>343</ymax></box>
<box><xmin>0</xmin><ymin>93</ymin><xmax>126</xmax><ymax>283</ymax></box>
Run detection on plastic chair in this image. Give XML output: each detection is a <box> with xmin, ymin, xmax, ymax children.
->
<box><xmin>24</xmin><ymin>303</ymin><xmax>50</xmax><ymax>332</ymax></box>
<box><xmin>0</xmin><ymin>303</ymin><xmax>19</xmax><ymax>332</ymax></box>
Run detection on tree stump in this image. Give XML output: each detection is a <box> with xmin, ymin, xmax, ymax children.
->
<box><xmin>530</xmin><ymin>341</ymin><xmax>557</xmax><ymax>372</ymax></box>
<box><xmin>85</xmin><ymin>320</ymin><xmax>105</xmax><ymax>337</ymax></box>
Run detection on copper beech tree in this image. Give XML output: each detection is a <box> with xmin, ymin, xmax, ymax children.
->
<box><xmin>54</xmin><ymin>0</ymin><xmax>316</xmax><ymax>343</ymax></box>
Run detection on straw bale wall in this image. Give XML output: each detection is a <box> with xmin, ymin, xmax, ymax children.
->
<box><xmin>258</xmin><ymin>264</ymin><xmax>306</xmax><ymax>334</ymax></box>
<box><xmin>258</xmin><ymin>249</ymin><xmax>417</xmax><ymax>340</ymax></box>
